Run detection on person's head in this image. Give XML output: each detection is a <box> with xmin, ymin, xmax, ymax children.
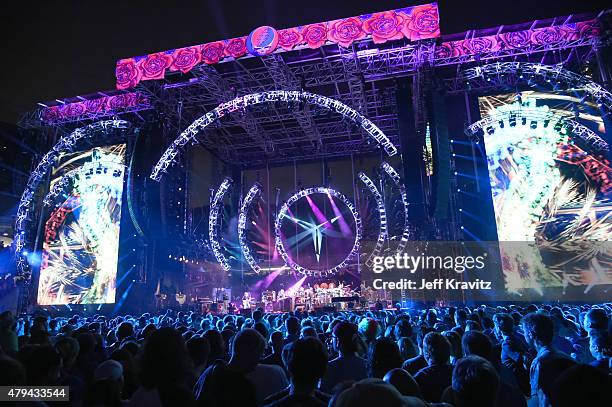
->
<box><xmin>465</xmin><ymin>320</ymin><xmax>481</xmax><ymax>332</ymax></box>
<box><xmin>269</xmin><ymin>330</ymin><xmax>284</xmax><ymax>353</ymax></box>
<box><xmin>394</xmin><ymin>320</ymin><xmax>413</xmax><ymax>339</ymax></box>
<box><xmin>331</xmin><ymin>378</ymin><xmax>408</xmax><ymax>407</ymax></box>
<box><xmin>286</xmin><ymin>337</ymin><xmax>328</xmax><ymax>389</ymax></box>
<box><xmin>333</xmin><ymin>321</ymin><xmax>359</xmax><ymax>354</ymax></box>
<box><xmin>55</xmin><ymin>336</ymin><xmax>80</xmax><ymax>370</ymax></box>
<box><xmin>521</xmin><ymin>313</ymin><xmax>554</xmax><ymax>348</ymax></box>
<box><xmin>462</xmin><ymin>331</ymin><xmax>493</xmax><ymax>362</ymax></box>
<box><xmin>94</xmin><ymin>359</ymin><xmax>124</xmax><ymax>394</ymax></box>
<box><xmin>252</xmin><ymin>309</ymin><xmax>263</xmax><ymax>322</ymax></box>
<box><xmin>186</xmin><ymin>336</ymin><xmax>210</xmax><ymax>368</ymax></box>
<box><xmin>455</xmin><ymin>309</ymin><xmax>468</xmax><ymax>327</ymax></box>
<box><xmin>583</xmin><ymin>308</ymin><xmax>609</xmax><ymax>336</ymax></box>
<box><xmin>253</xmin><ymin>322</ymin><xmax>268</xmax><ymax>340</ymax></box>
<box><xmin>452</xmin><ymin>356</ymin><xmax>499</xmax><ymax>407</ymax></box>
<box><xmin>139</xmin><ymin>327</ymin><xmax>192</xmax><ymax>389</ymax></box>
<box><xmin>286</xmin><ymin>316</ymin><xmax>300</xmax><ymax>336</ymax></box>
<box><xmin>442</xmin><ymin>331</ymin><xmax>462</xmax><ymax>361</ymax></box>
<box><xmin>589</xmin><ymin>334</ymin><xmax>612</xmax><ymax>361</ymax></box>
<box><xmin>397</xmin><ymin>337</ymin><xmax>418</xmax><ymax>360</ymax></box>
<box><xmin>203</xmin><ymin>329</ymin><xmax>225</xmax><ymax>364</ymax></box>
<box><xmin>300</xmin><ymin>326</ymin><xmax>317</xmax><ymax>339</ymax></box>
<box><xmin>493</xmin><ymin>313</ymin><xmax>514</xmax><ymax>340</ymax></box>
<box><xmin>383</xmin><ymin>368</ymin><xmax>421</xmax><ymax>398</ymax></box>
<box><xmin>231</xmin><ymin>328</ymin><xmax>266</xmax><ymax>369</ymax></box>
<box><xmin>359</xmin><ymin>317</ymin><xmax>380</xmax><ymax>343</ymax></box>
<box><xmin>116</xmin><ymin>321</ymin><xmax>134</xmax><ymax>343</ymax></box>
<box><xmin>367</xmin><ymin>337</ymin><xmax>403</xmax><ymax>378</ymax></box>
<box><xmin>422</xmin><ymin>332</ymin><xmax>451</xmax><ymax>366</ymax></box>
<box><xmin>550</xmin><ymin>364</ymin><xmax>612</xmax><ymax>407</ymax></box>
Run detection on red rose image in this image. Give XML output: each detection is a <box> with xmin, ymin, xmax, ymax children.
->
<box><xmin>402</xmin><ymin>4</ymin><xmax>440</xmax><ymax>41</ymax></box>
<box><xmin>500</xmin><ymin>30</ymin><xmax>531</xmax><ymax>49</ymax></box>
<box><xmin>42</xmin><ymin>107</ymin><xmax>60</xmax><ymax>123</ymax></box>
<box><xmin>201</xmin><ymin>42</ymin><xmax>226</xmax><ymax>64</ymax></box>
<box><xmin>225</xmin><ymin>37</ymin><xmax>247</xmax><ymax>59</ymax></box>
<box><xmin>170</xmin><ymin>46</ymin><xmax>201</xmax><ymax>73</ymax></box>
<box><xmin>328</xmin><ymin>18</ymin><xmax>365</xmax><ymax>48</ymax></box>
<box><xmin>138</xmin><ymin>52</ymin><xmax>173</xmax><ymax>81</ymax></box>
<box><xmin>108</xmin><ymin>94</ymin><xmax>129</xmax><ymax>110</ymax></box>
<box><xmin>278</xmin><ymin>28</ymin><xmax>303</xmax><ymax>50</ymax></box>
<box><xmin>115</xmin><ymin>59</ymin><xmax>142</xmax><ymax>90</ymax></box>
<box><xmin>302</xmin><ymin>23</ymin><xmax>328</xmax><ymax>49</ymax></box>
<box><xmin>84</xmin><ymin>97</ymin><xmax>105</xmax><ymax>113</ymax></box>
<box><xmin>363</xmin><ymin>11</ymin><xmax>405</xmax><ymax>44</ymax></box>
<box><xmin>434</xmin><ymin>42</ymin><xmax>461</xmax><ymax>59</ymax></box>
<box><xmin>531</xmin><ymin>27</ymin><xmax>567</xmax><ymax>45</ymax></box>
<box><xmin>58</xmin><ymin>103</ymin><xmax>84</xmax><ymax>120</ymax></box>
<box><xmin>463</xmin><ymin>36</ymin><xmax>498</xmax><ymax>54</ymax></box>
<box><xmin>574</xmin><ymin>21</ymin><xmax>600</xmax><ymax>40</ymax></box>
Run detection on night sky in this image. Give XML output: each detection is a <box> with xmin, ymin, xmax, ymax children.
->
<box><xmin>0</xmin><ymin>0</ymin><xmax>607</xmax><ymax>124</ymax></box>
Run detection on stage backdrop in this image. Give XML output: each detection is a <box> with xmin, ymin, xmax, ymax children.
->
<box><xmin>37</xmin><ymin>144</ymin><xmax>126</xmax><ymax>305</ymax></box>
<box><xmin>479</xmin><ymin>92</ymin><xmax>612</xmax><ymax>301</ymax></box>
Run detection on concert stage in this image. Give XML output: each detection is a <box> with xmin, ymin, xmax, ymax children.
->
<box><xmin>7</xmin><ymin>3</ymin><xmax>612</xmax><ymax>315</ymax></box>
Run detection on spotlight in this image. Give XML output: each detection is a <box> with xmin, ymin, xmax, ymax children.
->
<box><xmin>459</xmin><ymin>208</ymin><xmax>463</xmax><ymax>212</ymax></box>
<box><xmin>454</xmin><ymin>171</ymin><xmax>458</xmax><ymax>175</ymax></box>
<box><xmin>450</xmin><ymin>139</ymin><xmax>455</xmax><ymax>143</ymax></box>
<box><xmin>452</xmin><ymin>153</ymin><xmax>456</xmax><ymax>157</ymax></box>
<box><xmin>460</xmin><ymin>226</ymin><xmax>465</xmax><ymax>230</ymax></box>
<box><xmin>457</xmin><ymin>188</ymin><xmax>461</xmax><ymax>192</ymax></box>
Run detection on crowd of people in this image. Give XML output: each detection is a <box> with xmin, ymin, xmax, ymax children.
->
<box><xmin>0</xmin><ymin>302</ymin><xmax>610</xmax><ymax>407</ymax></box>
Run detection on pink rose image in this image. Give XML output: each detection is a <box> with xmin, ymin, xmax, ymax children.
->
<box><xmin>201</xmin><ymin>42</ymin><xmax>226</xmax><ymax>64</ymax></box>
<box><xmin>115</xmin><ymin>59</ymin><xmax>142</xmax><ymax>90</ymax></box>
<box><xmin>328</xmin><ymin>17</ymin><xmax>365</xmax><ymax>48</ymax></box>
<box><xmin>363</xmin><ymin>11</ymin><xmax>405</xmax><ymax>44</ymax></box>
<box><xmin>302</xmin><ymin>23</ymin><xmax>328</xmax><ymax>49</ymax></box>
<box><xmin>170</xmin><ymin>46</ymin><xmax>201</xmax><ymax>73</ymax></box>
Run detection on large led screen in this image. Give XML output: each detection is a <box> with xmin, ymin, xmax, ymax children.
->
<box><xmin>37</xmin><ymin>144</ymin><xmax>126</xmax><ymax>305</ymax></box>
<box><xmin>479</xmin><ymin>92</ymin><xmax>612</xmax><ymax>298</ymax></box>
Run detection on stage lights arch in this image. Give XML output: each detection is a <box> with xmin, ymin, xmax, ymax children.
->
<box><xmin>209</xmin><ymin>177</ymin><xmax>233</xmax><ymax>271</ymax></box>
<box><xmin>149</xmin><ymin>90</ymin><xmax>398</xmax><ymax>182</ymax></box>
<box><xmin>274</xmin><ymin>187</ymin><xmax>362</xmax><ymax>277</ymax></box>
<box><xmin>381</xmin><ymin>162</ymin><xmax>411</xmax><ymax>254</ymax></box>
<box><xmin>238</xmin><ymin>182</ymin><xmax>263</xmax><ymax>274</ymax></box>
<box><xmin>14</xmin><ymin>119</ymin><xmax>133</xmax><ymax>281</ymax></box>
<box><xmin>460</xmin><ymin>62</ymin><xmax>612</xmax><ymax>111</ymax></box>
<box><xmin>358</xmin><ymin>172</ymin><xmax>388</xmax><ymax>267</ymax></box>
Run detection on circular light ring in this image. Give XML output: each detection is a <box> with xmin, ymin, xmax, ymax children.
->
<box><xmin>14</xmin><ymin>119</ymin><xmax>132</xmax><ymax>281</ymax></box>
<box><xmin>460</xmin><ymin>62</ymin><xmax>612</xmax><ymax>111</ymax></box>
<box><xmin>238</xmin><ymin>182</ymin><xmax>263</xmax><ymax>273</ymax></box>
<box><xmin>381</xmin><ymin>162</ymin><xmax>410</xmax><ymax>254</ymax></box>
<box><xmin>150</xmin><ymin>90</ymin><xmax>398</xmax><ymax>181</ymax></box>
<box><xmin>274</xmin><ymin>187</ymin><xmax>362</xmax><ymax>277</ymax></box>
<box><xmin>209</xmin><ymin>177</ymin><xmax>233</xmax><ymax>270</ymax></box>
<box><xmin>466</xmin><ymin>105</ymin><xmax>608</xmax><ymax>153</ymax></box>
<box><xmin>358</xmin><ymin>172</ymin><xmax>387</xmax><ymax>267</ymax></box>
